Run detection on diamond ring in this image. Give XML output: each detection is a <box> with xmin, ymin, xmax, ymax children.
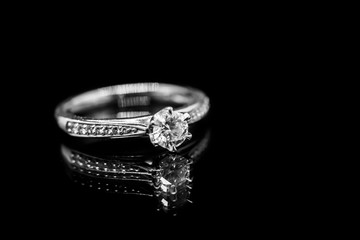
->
<box><xmin>55</xmin><ymin>83</ymin><xmax>210</xmax><ymax>152</ymax></box>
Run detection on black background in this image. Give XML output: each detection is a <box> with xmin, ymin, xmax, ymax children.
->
<box><xmin>7</xmin><ymin>28</ymin><xmax>299</xmax><ymax>235</ymax></box>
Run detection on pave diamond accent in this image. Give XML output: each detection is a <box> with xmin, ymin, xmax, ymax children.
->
<box><xmin>188</xmin><ymin>97</ymin><xmax>210</xmax><ymax>124</ymax></box>
<box><xmin>72</xmin><ymin>123</ymin><xmax>79</xmax><ymax>134</ymax></box>
<box><xmin>90</xmin><ymin>125</ymin><xmax>97</xmax><ymax>135</ymax></box>
<box><xmin>98</xmin><ymin>126</ymin><xmax>105</xmax><ymax>135</ymax></box>
<box><xmin>148</xmin><ymin>107</ymin><xmax>192</xmax><ymax>152</ymax></box>
<box><xmin>66</xmin><ymin>122</ymin><xmax>140</xmax><ymax>137</ymax></box>
<box><xmin>80</xmin><ymin>124</ymin><xmax>88</xmax><ymax>135</ymax></box>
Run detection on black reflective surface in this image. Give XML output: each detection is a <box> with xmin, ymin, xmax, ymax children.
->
<box><xmin>5</xmin><ymin>14</ymin><xmax>317</xmax><ymax>234</ymax></box>
<box><xmin>11</xmin><ymin>68</ymin><xmax>288</xmax><ymax>234</ymax></box>
<box><xmin>61</xmin><ymin>127</ymin><xmax>211</xmax><ymax>216</ymax></box>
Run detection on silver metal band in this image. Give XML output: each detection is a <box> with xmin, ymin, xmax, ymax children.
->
<box><xmin>55</xmin><ymin>83</ymin><xmax>210</xmax><ymax>139</ymax></box>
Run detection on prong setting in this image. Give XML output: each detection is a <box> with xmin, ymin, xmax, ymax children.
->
<box><xmin>183</xmin><ymin>113</ymin><xmax>191</xmax><ymax>122</ymax></box>
<box><xmin>148</xmin><ymin>107</ymin><xmax>192</xmax><ymax>152</ymax></box>
<box><xmin>186</xmin><ymin>133</ymin><xmax>192</xmax><ymax>140</ymax></box>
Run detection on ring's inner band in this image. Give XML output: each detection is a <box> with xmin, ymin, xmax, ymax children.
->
<box><xmin>59</xmin><ymin>83</ymin><xmax>202</xmax><ymax>119</ymax></box>
<box><xmin>76</xmin><ymin>93</ymin><xmax>189</xmax><ymax>119</ymax></box>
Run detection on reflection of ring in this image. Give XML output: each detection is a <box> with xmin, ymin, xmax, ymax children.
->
<box><xmin>61</xmin><ymin>129</ymin><xmax>210</xmax><ymax>213</ymax></box>
<box><xmin>55</xmin><ymin>83</ymin><xmax>210</xmax><ymax>152</ymax></box>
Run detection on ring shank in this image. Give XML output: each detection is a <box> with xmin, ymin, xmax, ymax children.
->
<box><xmin>55</xmin><ymin>83</ymin><xmax>209</xmax><ymax>138</ymax></box>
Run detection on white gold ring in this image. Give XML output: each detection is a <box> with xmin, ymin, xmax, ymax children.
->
<box><xmin>55</xmin><ymin>83</ymin><xmax>210</xmax><ymax>152</ymax></box>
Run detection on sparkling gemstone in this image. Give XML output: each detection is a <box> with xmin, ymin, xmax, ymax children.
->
<box><xmin>67</xmin><ymin>122</ymin><xmax>73</xmax><ymax>132</ymax></box>
<box><xmin>80</xmin><ymin>125</ymin><xmax>88</xmax><ymax>135</ymax></box>
<box><xmin>98</xmin><ymin>127</ymin><xmax>105</xmax><ymax>135</ymax></box>
<box><xmin>148</xmin><ymin>107</ymin><xmax>191</xmax><ymax>152</ymax></box>
<box><xmin>72</xmin><ymin>123</ymin><xmax>79</xmax><ymax>134</ymax></box>
<box><xmin>90</xmin><ymin>125</ymin><xmax>96</xmax><ymax>135</ymax></box>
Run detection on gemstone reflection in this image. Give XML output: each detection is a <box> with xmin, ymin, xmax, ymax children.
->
<box><xmin>61</xmin><ymin>129</ymin><xmax>210</xmax><ymax>214</ymax></box>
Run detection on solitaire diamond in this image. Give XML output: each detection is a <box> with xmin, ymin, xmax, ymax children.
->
<box><xmin>148</xmin><ymin>107</ymin><xmax>192</xmax><ymax>152</ymax></box>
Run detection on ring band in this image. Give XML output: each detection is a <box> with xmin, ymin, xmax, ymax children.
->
<box><xmin>55</xmin><ymin>83</ymin><xmax>210</xmax><ymax>151</ymax></box>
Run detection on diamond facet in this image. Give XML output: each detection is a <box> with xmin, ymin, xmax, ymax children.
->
<box><xmin>148</xmin><ymin>107</ymin><xmax>191</xmax><ymax>152</ymax></box>
<box><xmin>72</xmin><ymin>123</ymin><xmax>79</xmax><ymax>134</ymax></box>
<box><xmin>80</xmin><ymin>124</ymin><xmax>88</xmax><ymax>135</ymax></box>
